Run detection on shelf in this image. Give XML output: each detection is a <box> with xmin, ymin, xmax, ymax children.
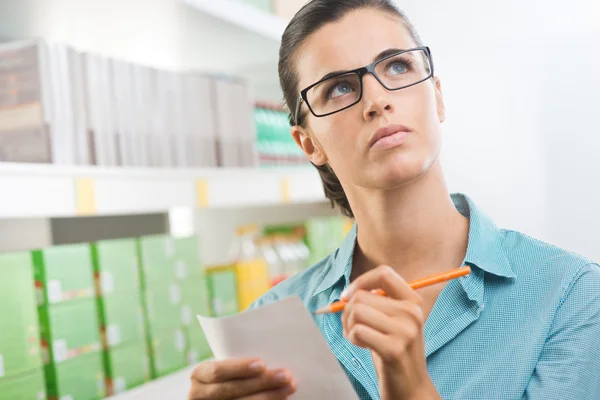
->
<box><xmin>0</xmin><ymin>163</ymin><xmax>327</xmax><ymax>218</ymax></box>
<box><xmin>107</xmin><ymin>366</ymin><xmax>195</xmax><ymax>400</ymax></box>
<box><xmin>181</xmin><ymin>0</ymin><xmax>287</xmax><ymax>42</ymax></box>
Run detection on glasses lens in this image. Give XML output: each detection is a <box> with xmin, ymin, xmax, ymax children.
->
<box><xmin>374</xmin><ymin>49</ymin><xmax>432</xmax><ymax>90</ymax></box>
<box><xmin>306</xmin><ymin>72</ymin><xmax>361</xmax><ymax>116</ymax></box>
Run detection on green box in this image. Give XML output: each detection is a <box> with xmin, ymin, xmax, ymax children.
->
<box><xmin>206</xmin><ymin>267</ymin><xmax>238</xmax><ymax>317</ymax></box>
<box><xmin>92</xmin><ymin>239</ymin><xmax>140</xmax><ymax>295</ymax></box>
<box><xmin>0</xmin><ymin>368</ymin><xmax>46</xmax><ymax>400</ymax></box>
<box><xmin>38</xmin><ymin>299</ymin><xmax>101</xmax><ymax>364</ymax></box>
<box><xmin>104</xmin><ymin>342</ymin><xmax>151</xmax><ymax>396</ymax></box>
<box><xmin>33</xmin><ymin>244</ymin><xmax>95</xmax><ymax>305</ymax></box>
<box><xmin>143</xmin><ymin>284</ymin><xmax>182</xmax><ymax>337</ymax></box>
<box><xmin>97</xmin><ymin>292</ymin><xmax>145</xmax><ymax>348</ymax></box>
<box><xmin>0</xmin><ymin>252</ymin><xmax>43</xmax><ymax>378</ymax></box>
<box><xmin>184</xmin><ymin>325</ymin><xmax>212</xmax><ymax>366</ymax></box>
<box><xmin>173</xmin><ymin>236</ymin><xmax>203</xmax><ymax>280</ymax></box>
<box><xmin>149</xmin><ymin>329</ymin><xmax>186</xmax><ymax>378</ymax></box>
<box><xmin>137</xmin><ymin>235</ymin><xmax>175</xmax><ymax>287</ymax></box>
<box><xmin>180</xmin><ymin>274</ymin><xmax>211</xmax><ymax>326</ymax></box>
<box><xmin>45</xmin><ymin>351</ymin><xmax>105</xmax><ymax>400</ymax></box>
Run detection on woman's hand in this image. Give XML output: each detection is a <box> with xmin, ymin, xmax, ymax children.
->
<box><xmin>341</xmin><ymin>265</ymin><xmax>441</xmax><ymax>400</ymax></box>
<box><xmin>189</xmin><ymin>358</ymin><xmax>296</xmax><ymax>400</ymax></box>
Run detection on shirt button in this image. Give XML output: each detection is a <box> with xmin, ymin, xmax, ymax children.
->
<box><xmin>351</xmin><ymin>358</ymin><xmax>361</xmax><ymax>368</ymax></box>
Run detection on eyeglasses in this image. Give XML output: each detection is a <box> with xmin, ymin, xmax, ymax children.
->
<box><xmin>293</xmin><ymin>46</ymin><xmax>434</xmax><ymax>125</ymax></box>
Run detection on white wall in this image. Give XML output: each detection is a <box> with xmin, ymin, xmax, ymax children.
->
<box><xmin>395</xmin><ymin>0</ymin><xmax>600</xmax><ymax>261</ymax></box>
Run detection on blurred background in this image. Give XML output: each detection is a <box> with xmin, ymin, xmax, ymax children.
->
<box><xmin>0</xmin><ymin>0</ymin><xmax>598</xmax><ymax>399</ymax></box>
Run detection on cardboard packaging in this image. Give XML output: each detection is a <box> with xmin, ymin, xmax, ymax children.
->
<box><xmin>32</xmin><ymin>243</ymin><xmax>95</xmax><ymax>306</ymax></box>
<box><xmin>44</xmin><ymin>351</ymin><xmax>105</xmax><ymax>400</ymax></box>
<box><xmin>0</xmin><ymin>252</ymin><xmax>42</xmax><ymax>378</ymax></box>
<box><xmin>97</xmin><ymin>292</ymin><xmax>146</xmax><ymax>348</ymax></box>
<box><xmin>143</xmin><ymin>283</ymin><xmax>182</xmax><ymax>337</ymax></box>
<box><xmin>103</xmin><ymin>341</ymin><xmax>151</xmax><ymax>396</ymax></box>
<box><xmin>0</xmin><ymin>369</ymin><xmax>46</xmax><ymax>400</ymax></box>
<box><xmin>91</xmin><ymin>238</ymin><xmax>140</xmax><ymax>295</ymax></box>
<box><xmin>137</xmin><ymin>235</ymin><xmax>176</xmax><ymax>287</ymax></box>
<box><xmin>149</xmin><ymin>329</ymin><xmax>186</xmax><ymax>378</ymax></box>
<box><xmin>38</xmin><ymin>299</ymin><xmax>102</xmax><ymax>364</ymax></box>
<box><xmin>206</xmin><ymin>266</ymin><xmax>239</xmax><ymax>317</ymax></box>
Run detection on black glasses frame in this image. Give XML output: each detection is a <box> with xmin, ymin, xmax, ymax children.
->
<box><xmin>293</xmin><ymin>46</ymin><xmax>434</xmax><ymax>125</ymax></box>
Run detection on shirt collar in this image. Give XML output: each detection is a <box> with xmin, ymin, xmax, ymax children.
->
<box><xmin>313</xmin><ymin>193</ymin><xmax>515</xmax><ymax>297</ymax></box>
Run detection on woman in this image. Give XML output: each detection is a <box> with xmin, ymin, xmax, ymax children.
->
<box><xmin>189</xmin><ymin>0</ymin><xmax>600</xmax><ymax>399</ymax></box>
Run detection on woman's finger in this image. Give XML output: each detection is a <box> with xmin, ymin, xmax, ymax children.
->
<box><xmin>343</xmin><ymin>301</ymin><xmax>401</xmax><ymax>335</ymax></box>
<box><xmin>343</xmin><ymin>293</ymin><xmax>424</xmax><ymax>334</ymax></box>
<box><xmin>341</xmin><ymin>265</ymin><xmax>421</xmax><ymax>303</ymax></box>
<box><xmin>191</xmin><ymin>358</ymin><xmax>266</xmax><ymax>384</ymax></box>
<box><xmin>190</xmin><ymin>369</ymin><xmax>293</xmax><ymax>400</ymax></box>
<box><xmin>347</xmin><ymin>290</ymin><xmax>425</xmax><ymax>321</ymax></box>
<box><xmin>346</xmin><ymin>323</ymin><xmax>417</xmax><ymax>364</ymax></box>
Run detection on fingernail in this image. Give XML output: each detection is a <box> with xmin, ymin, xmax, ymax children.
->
<box><xmin>274</xmin><ymin>371</ymin><xmax>289</xmax><ymax>383</ymax></box>
<box><xmin>285</xmin><ymin>383</ymin><xmax>296</xmax><ymax>395</ymax></box>
<box><xmin>340</xmin><ymin>285</ymin><xmax>354</xmax><ymax>300</ymax></box>
<box><xmin>249</xmin><ymin>361</ymin><xmax>265</xmax><ymax>371</ymax></box>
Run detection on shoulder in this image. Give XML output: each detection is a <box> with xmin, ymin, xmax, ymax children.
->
<box><xmin>500</xmin><ymin>229</ymin><xmax>599</xmax><ymax>298</ymax></box>
<box><xmin>249</xmin><ymin>251</ymin><xmax>338</xmax><ymax>309</ymax></box>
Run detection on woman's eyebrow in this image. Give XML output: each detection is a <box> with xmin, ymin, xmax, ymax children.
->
<box><xmin>314</xmin><ymin>48</ymin><xmax>407</xmax><ymax>84</ymax></box>
<box><xmin>372</xmin><ymin>47</ymin><xmax>406</xmax><ymax>62</ymax></box>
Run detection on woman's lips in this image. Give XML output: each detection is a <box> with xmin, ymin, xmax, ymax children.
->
<box><xmin>369</xmin><ymin>125</ymin><xmax>411</xmax><ymax>150</ymax></box>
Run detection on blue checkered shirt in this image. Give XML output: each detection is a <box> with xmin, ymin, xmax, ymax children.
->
<box><xmin>251</xmin><ymin>193</ymin><xmax>600</xmax><ymax>399</ymax></box>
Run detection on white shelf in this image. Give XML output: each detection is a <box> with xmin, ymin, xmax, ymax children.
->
<box><xmin>107</xmin><ymin>366</ymin><xmax>195</xmax><ymax>400</ymax></box>
<box><xmin>181</xmin><ymin>0</ymin><xmax>287</xmax><ymax>42</ymax></box>
<box><xmin>0</xmin><ymin>163</ymin><xmax>326</xmax><ymax>218</ymax></box>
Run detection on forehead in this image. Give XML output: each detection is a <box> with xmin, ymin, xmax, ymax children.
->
<box><xmin>295</xmin><ymin>8</ymin><xmax>417</xmax><ymax>90</ymax></box>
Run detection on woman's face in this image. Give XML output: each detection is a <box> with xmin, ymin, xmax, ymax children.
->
<box><xmin>293</xmin><ymin>9</ymin><xmax>445</xmax><ymax>190</ymax></box>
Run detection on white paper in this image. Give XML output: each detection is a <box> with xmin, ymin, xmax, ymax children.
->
<box><xmin>197</xmin><ymin>296</ymin><xmax>359</xmax><ymax>400</ymax></box>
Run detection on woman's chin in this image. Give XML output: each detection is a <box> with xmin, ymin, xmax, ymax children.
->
<box><xmin>363</xmin><ymin>157</ymin><xmax>435</xmax><ymax>189</ymax></box>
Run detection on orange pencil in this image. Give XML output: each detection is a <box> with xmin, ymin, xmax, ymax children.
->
<box><xmin>314</xmin><ymin>266</ymin><xmax>471</xmax><ymax>315</ymax></box>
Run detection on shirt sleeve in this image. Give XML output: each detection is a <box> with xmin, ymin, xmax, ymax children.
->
<box><xmin>524</xmin><ymin>262</ymin><xmax>600</xmax><ymax>399</ymax></box>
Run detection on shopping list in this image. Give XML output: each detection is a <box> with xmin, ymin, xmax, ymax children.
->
<box><xmin>197</xmin><ymin>296</ymin><xmax>359</xmax><ymax>399</ymax></box>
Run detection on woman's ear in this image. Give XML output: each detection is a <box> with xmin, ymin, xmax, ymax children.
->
<box><xmin>291</xmin><ymin>125</ymin><xmax>328</xmax><ymax>166</ymax></box>
<box><xmin>434</xmin><ymin>76</ymin><xmax>445</xmax><ymax>123</ymax></box>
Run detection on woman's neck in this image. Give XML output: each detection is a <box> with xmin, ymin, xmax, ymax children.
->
<box><xmin>348</xmin><ymin>161</ymin><xmax>469</xmax><ymax>282</ymax></box>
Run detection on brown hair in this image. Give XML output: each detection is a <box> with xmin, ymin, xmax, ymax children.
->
<box><xmin>279</xmin><ymin>0</ymin><xmax>424</xmax><ymax>218</ymax></box>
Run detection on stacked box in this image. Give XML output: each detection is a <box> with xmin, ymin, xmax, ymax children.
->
<box><xmin>0</xmin><ymin>252</ymin><xmax>44</xmax><ymax>397</ymax></box>
<box><xmin>139</xmin><ymin>235</ymin><xmax>212</xmax><ymax>375</ymax></box>
<box><xmin>38</xmin><ymin>299</ymin><xmax>102</xmax><ymax>362</ymax></box>
<box><xmin>44</xmin><ymin>351</ymin><xmax>105</xmax><ymax>400</ymax></box>
<box><xmin>0</xmin><ymin>368</ymin><xmax>46</xmax><ymax>400</ymax></box>
<box><xmin>33</xmin><ymin>244</ymin><xmax>105</xmax><ymax>398</ymax></box>
<box><xmin>143</xmin><ymin>283</ymin><xmax>182</xmax><ymax>337</ymax></box>
<box><xmin>32</xmin><ymin>243</ymin><xmax>95</xmax><ymax>305</ymax></box>
<box><xmin>0</xmin><ymin>39</ymin><xmax>53</xmax><ymax>163</ymax></box>
<box><xmin>137</xmin><ymin>235</ymin><xmax>176</xmax><ymax>288</ymax></box>
<box><xmin>103</xmin><ymin>342</ymin><xmax>151</xmax><ymax>396</ymax></box>
<box><xmin>149</xmin><ymin>329</ymin><xmax>186</xmax><ymax>378</ymax></box>
<box><xmin>206</xmin><ymin>266</ymin><xmax>239</xmax><ymax>317</ymax></box>
<box><xmin>185</xmin><ymin>324</ymin><xmax>212</xmax><ymax>366</ymax></box>
<box><xmin>96</xmin><ymin>292</ymin><xmax>145</xmax><ymax>348</ymax></box>
<box><xmin>180</xmin><ymin>264</ymin><xmax>212</xmax><ymax>365</ymax></box>
<box><xmin>92</xmin><ymin>238</ymin><xmax>149</xmax><ymax>395</ymax></box>
<box><xmin>305</xmin><ymin>217</ymin><xmax>348</xmax><ymax>265</ymax></box>
<box><xmin>92</xmin><ymin>238</ymin><xmax>140</xmax><ymax>295</ymax></box>
<box><xmin>139</xmin><ymin>235</ymin><xmax>183</xmax><ymax>378</ymax></box>
<box><xmin>173</xmin><ymin>236</ymin><xmax>203</xmax><ymax>280</ymax></box>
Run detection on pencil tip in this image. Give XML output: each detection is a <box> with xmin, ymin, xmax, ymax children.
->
<box><xmin>314</xmin><ymin>308</ymin><xmax>327</xmax><ymax>315</ymax></box>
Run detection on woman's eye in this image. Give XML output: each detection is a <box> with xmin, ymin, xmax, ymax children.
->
<box><xmin>329</xmin><ymin>82</ymin><xmax>354</xmax><ymax>99</ymax></box>
<box><xmin>388</xmin><ymin>61</ymin><xmax>409</xmax><ymax>75</ymax></box>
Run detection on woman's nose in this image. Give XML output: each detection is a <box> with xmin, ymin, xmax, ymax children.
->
<box><xmin>361</xmin><ymin>74</ymin><xmax>394</xmax><ymax>120</ymax></box>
